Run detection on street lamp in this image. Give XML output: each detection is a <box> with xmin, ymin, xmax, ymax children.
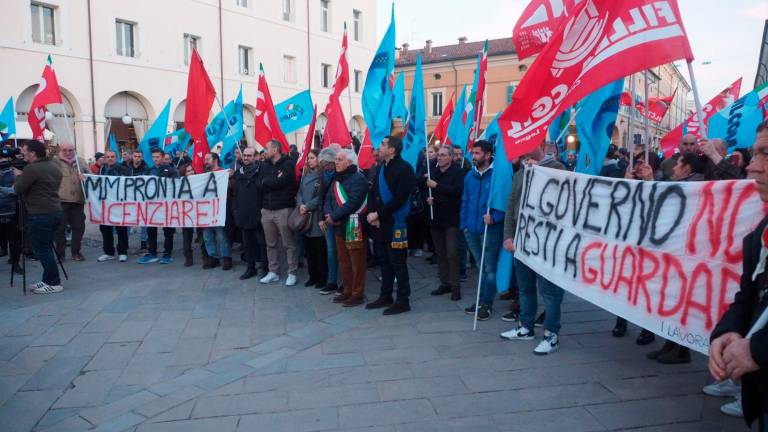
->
<box><xmin>121</xmin><ymin>91</ymin><xmax>132</xmax><ymax>125</ymax></box>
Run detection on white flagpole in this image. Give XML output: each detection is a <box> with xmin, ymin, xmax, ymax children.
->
<box><xmin>213</xmin><ymin>95</ymin><xmax>245</xmax><ymax>168</ymax></box>
<box><xmin>628</xmin><ymin>73</ymin><xmax>636</xmax><ymax>168</ymax></box>
<box><xmin>472</xmin><ymin>212</ymin><xmax>490</xmax><ymax>331</ymax></box>
<box><xmin>425</xmin><ymin>131</ymin><xmax>434</xmax><ymax>220</ymax></box>
<box><xmin>686</xmin><ymin>60</ymin><xmax>708</xmax><ymax>138</ymax></box>
<box><xmin>643</xmin><ymin>70</ymin><xmax>651</xmax><ymax>162</ymax></box>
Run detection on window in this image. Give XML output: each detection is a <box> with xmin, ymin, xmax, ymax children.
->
<box><xmin>352</xmin><ymin>9</ymin><xmax>362</xmax><ymax>41</ymax></box>
<box><xmin>236</xmin><ymin>0</ymin><xmax>247</xmax><ymax>7</ymax></box>
<box><xmin>321</xmin><ymin>63</ymin><xmax>332</xmax><ymax>88</ymax></box>
<box><xmin>238</xmin><ymin>46</ymin><xmax>251</xmax><ymax>75</ymax></box>
<box><xmin>183</xmin><ymin>34</ymin><xmax>200</xmax><ymax>65</ymax></box>
<box><xmin>282</xmin><ymin>0</ymin><xmax>293</xmax><ymax>21</ymax></box>
<box><xmin>283</xmin><ymin>55</ymin><xmax>297</xmax><ymax>83</ymax></box>
<box><xmin>320</xmin><ymin>0</ymin><xmax>330</xmax><ymax>32</ymax></box>
<box><xmin>354</xmin><ymin>69</ymin><xmax>362</xmax><ymax>93</ymax></box>
<box><xmin>431</xmin><ymin>92</ymin><xmax>443</xmax><ymax>117</ymax></box>
<box><xmin>506</xmin><ymin>82</ymin><xmax>518</xmax><ymax>104</ymax></box>
<box><xmin>30</xmin><ymin>3</ymin><xmax>55</xmax><ymax>45</ymax></box>
<box><xmin>115</xmin><ymin>20</ymin><xmax>135</xmax><ymax>57</ymax></box>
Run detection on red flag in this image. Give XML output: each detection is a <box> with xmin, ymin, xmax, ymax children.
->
<box><xmin>331</xmin><ymin>26</ymin><xmax>350</xmax><ymax>100</ymax></box>
<box><xmin>185</xmin><ymin>50</ymin><xmax>216</xmax><ymax>173</ymax></box>
<box><xmin>619</xmin><ymin>91</ymin><xmax>633</xmax><ymax>107</ymax></box>
<box><xmin>28</xmin><ymin>60</ymin><xmax>63</xmax><ymax>142</ymax></box>
<box><xmin>358</xmin><ymin>129</ymin><xmax>375</xmax><ymax>170</ymax></box>
<box><xmin>636</xmin><ymin>88</ymin><xmax>676</xmax><ymax>122</ymax></box>
<box><xmin>254</xmin><ymin>63</ymin><xmax>290</xmax><ymax>153</ymax></box>
<box><xmin>433</xmin><ymin>91</ymin><xmax>455</xmax><ymax>143</ymax></box>
<box><xmin>295</xmin><ymin>105</ymin><xmax>317</xmax><ymax>180</ymax></box>
<box><xmin>660</xmin><ymin>78</ymin><xmax>741</xmax><ymax>156</ymax></box>
<box><xmin>513</xmin><ymin>0</ymin><xmax>578</xmax><ymax>60</ymax></box>
<box><xmin>322</xmin><ymin>96</ymin><xmax>352</xmax><ymax>148</ymax></box>
<box><xmin>499</xmin><ymin>0</ymin><xmax>694</xmax><ymax>160</ymax></box>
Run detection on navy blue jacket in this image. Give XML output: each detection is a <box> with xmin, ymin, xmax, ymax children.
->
<box><xmin>460</xmin><ymin>163</ymin><xmax>504</xmax><ymax>234</ymax></box>
<box><xmin>144</xmin><ymin>164</ymin><xmax>179</xmax><ymax>178</ymax></box>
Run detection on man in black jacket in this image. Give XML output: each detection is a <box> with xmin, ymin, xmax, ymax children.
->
<box><xmin>427</xmin><ymin>145</ymin><xmax>464</xmax><ymax>301</ymax></box>
<box><xmin>366</xmin><ymin>136</ymin><xmax>417</xmax><ymax>315</ymax></box>
<box><xmin>96</xmin><ymin>151</ymin><xmax>130</xmax><ymax>263</ymax></box>
<box><xmin>258</xmin><ymin>140</ymin><xmax>297</xmax><ymax>286</ymax></box>
<box><xmin>710</xmin><ymin>124</ymin><xmax>768</xmax><ymax>430</ymax></box>
<box><xmin>233</xmin><ymin>147</ymin><xmax>267</xmax><ymax>280</ymax></box>
<box><xmin>138</xmin><ymin>148</ymin><xmax>178</xmax><ymax>265</ymax></box>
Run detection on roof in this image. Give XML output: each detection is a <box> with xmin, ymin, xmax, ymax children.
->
<box><xmin>395</xmin><ymin>37</ymin><xmax>517</xmax><ymax>67</ymax></box>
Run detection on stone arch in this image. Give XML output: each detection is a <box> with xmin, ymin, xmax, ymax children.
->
<box><xmin>103</xmin><ymin>91</ymin><xmax>154</xmax><ymax>151</ymax></box>
<box><xmin>17</xmin><ymin>84</ymin><xmax>80</xmax><ymax>144</ymax></box>
<box><xmin>348</xmin><ymin>115</ymin><xmax>364</xmax><ymax>141</ymax></box>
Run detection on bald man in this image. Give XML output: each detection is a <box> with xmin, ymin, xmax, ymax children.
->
<box><xmin>52</xmin><ymin>143</ymin><xmax>89</xmax><ymax>261</ymax></box>
<box><xmin>660</xmin><ymin>134</ymin><xmax>697</xmax><ymax>181</ymax></box>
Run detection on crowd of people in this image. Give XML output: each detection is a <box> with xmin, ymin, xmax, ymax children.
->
<box><xmin>2</xmin><ymin>123</ymin><xmax>768</xmax><ymax>428</ymax></box>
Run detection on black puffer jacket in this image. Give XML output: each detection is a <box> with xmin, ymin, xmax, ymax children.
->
<box><xmin>429</xmin><ymin>163</ymin><xmax>464</xmax><ymax>228</ymax></box>
<box><xmin>260</xmin><ymin>155</ymin><xmax>295</xmax><ymax>210</ymax></box>
<box><xmin>233</xmin><ymin>162</ymin><xmax>263</xmax><ymax>229</ymax></box>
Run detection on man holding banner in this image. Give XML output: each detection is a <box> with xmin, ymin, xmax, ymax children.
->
<box><xmin>710</xmin><ymin>123</ymin><xmax>768</xmax><ymax>430</ymax></box>
<box><xmin>96</xmin><ymin>151</ymin><xmax>129</xmax><ymax>263</ymax></box>
<box><xmin>138</xmin><ymin>148</ymin><xmax>179</xmax><ymax>265</ymax></box>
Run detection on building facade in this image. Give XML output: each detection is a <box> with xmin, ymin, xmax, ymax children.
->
<box><xmin>0</xmin><ymin>0</ymin><xmax>377</xmax><ymax>159</ymax></box>
<box><xmin>395</xmin><ymin>37</ymin><xmax>690</xmax><ymax>151</ymax></box>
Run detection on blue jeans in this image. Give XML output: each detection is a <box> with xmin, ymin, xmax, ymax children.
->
<box><xmin>464</xmin><ymin>223</ymin><xmax>503</xmax><ymax>306</ymax></box>
<box><xmin>28</xmin><ymin>211</ymin><xmax>62</xmax><ymax>286</ymax></box>
<box><xmin>325</xmin><ymin>225</ymin><xmax>338</xmax><ymax>285</ymax></box>
<box><xmin>515</xmin><ymin>259</ymin><xmax>565</xmax><ymax>334</ymax></box>
<box><xmin>203</xmin><ymin>227</ymin><xmax>231</xmax><ymax>258</ymax></box>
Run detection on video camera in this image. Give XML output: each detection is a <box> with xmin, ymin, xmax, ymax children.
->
<box><xmin>0</xmin><ymin>147</ymin><xmax>27</xmax><ymax>171</ymax></box>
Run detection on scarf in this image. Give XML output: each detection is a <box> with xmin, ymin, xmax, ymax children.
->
<box><xmin>333</xmin><ymin>177</ymin><xmax>367</xmax><ymax>247</ymax></box>
<box><xmin>378</xmin><ymin>163</ymin><xmax>410</xmax><ymax>249</ymax></box>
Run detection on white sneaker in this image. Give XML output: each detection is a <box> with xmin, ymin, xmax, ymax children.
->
<box><xmin>97</xmin><ymin>254</ymin><xmax>115</xmax><ymax>262</ymax></box>
<box><xmin>118</xmin><ymin>255</ymin><xmax>128</xmax><ymax>262</ymax></box>
<box><xmin>29</xmin><ymin>281</ymin><xmax>46</xmax><ymax>290</ymax></box>
<box><xmin>33</xmin><ymin>283</ymin><xmax>63</xmax><ymax>294</ymax></box>
<box><xmin>285</xmin><ymin>274</ymin><xmax>297</xmax><ymax>286</ymax></box>
<box><xmin>260</xmin><ymin>272</ymin><xmax>280</xmax><ymax>284</ymax></box>
<box><xmin>720</xmin><ymin>395</ymin><xmax>743</xmax><ymax>417</ymax></box>
<box><xmin>533</xmin><ymin>330</ymin><xmax>559</xmax><ymax>355</ymax></box>
<box><xmin>703</xmin><ymin>379</ymin><xmax>740</xmax><ymax>397</ymax></box>
<box><xmin>500</xmin><ymin>326</ymin><xmax>535</xmax><ymax>341</ymax></box>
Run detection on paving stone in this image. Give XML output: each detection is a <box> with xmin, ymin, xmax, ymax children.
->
<box><xmin>191</xmin><ymin>390</ymin><xmax>288</xmax><ymax>417</ymax></box>
<box><xmin>108</xmin><ymin>320</ymin><xmax>154</xmax><ymax>342</ymax></box>
<box><xmin>377</xmin><ymin>376</ymin><xmax>469</xmax><ymax>401</ymax></box>
<box><xmin>138</xmin><ymin>416</ymin><xmax>239</xmax><ymax>432</ymax></box>
<box><xmin>585</xmin><ymin>395</ymin><xmax>705</xmax><ymax>430</ymax></box>
<box><xmin>134</xmin><ymin>385</ymin><xmax>205</xmax><ymax>418</ymax></box>
<box><xmin>181</xmin><ymin>318</ymin><xmax>220</xmax><ymax>339</ymax></box>
<box><xmin>80</xmin><ymin>390</ymin><xmax>156</xmax><ymax>424</ymax></box>
<box><xmin>492</xmin><ymin>407</ymin><xmax>607</xmax><ymax>432</ymax></box>
<box><xmin>53</xmin><ymin>369</ymin><xmax>121</xmax><ymax>409</ymax></box>
<box><xmin>288</xmin><ymin>383</ymin><xmax>380</xmax><ymax>409</ymax></box>
<box><xmin>169</xmin><ymin>338</ymin><xmax>213</xmax><ymax>366</ymax></box>
<box><xmin>396</xmin><ymin>416</ymin><xmax>497</xmax><ymax>432</ymax></box>
<box><xmin>85</xmin><ymin>342</ymin><xmax>140</xmax><ymax>371</ymax></box>
<box><xmin>339</xmin><ymin>399</ymin><xmax>437</xmax><ymax>428</ymax></box>
<box><xmin>238</xmin><ymin>408</ymin><xmax>339</xmax><ymax>432</ymax></box>
<box><xmin>0</xmin><ymin>389</ymin><xmax>61</xmax><ymax>432</ymax></box>
<box><xmin>285</xmin><ymin>352</ymin><xmax>366</xmax><ymax>371</ymax></box>
<box><xmin>137</xmin><ymin>329</ymin><xmax>183</xmax><ymax>354</ymax></box>
<box><xmin>56</xmin><ymin>331</ymin><xmax>111</xmax><ymax>358</ymax></box>
<box><xmin>21</xmin><ymin>355</ymin><xmax>90</xmax><ymax>391</ymax></box>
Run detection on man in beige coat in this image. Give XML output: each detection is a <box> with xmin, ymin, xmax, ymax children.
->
<box><xmin>53</xmin><ymin>143</ymin><xmax>88</xmax><ymax>261</ymax></box>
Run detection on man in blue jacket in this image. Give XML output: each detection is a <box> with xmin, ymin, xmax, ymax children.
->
<box><xmin>460</xmin><ymin>140</ymin><xmax>504</xmax><ymax>321</ymax></box>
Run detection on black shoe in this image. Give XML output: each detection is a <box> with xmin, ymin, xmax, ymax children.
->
<box><xmin>383</xmin><ymin>303</ymin><xmax>410</xmax><ymax>315</ymax></box>
<box><xmin>636</xmin><ymin>329</ymin><xmax>655</xmax><ymax>346</ymax></box>
<box><xmin>240</xmin><ymin>267</ymin><xmax>258</xmax><ymax>280</ymax></box>
<box><xmin>450</xmin><ymin>293</ymin><xmax>462</xmax><ymax>301</ymax></box>
<box><xmin>612</xmin><ymin>318</ymin><xmax>627</xmax><ymax>337</ymax></box>
<box><xmin>304</xmin><ymin>278</ymin><xmax>318</xmax><ymax>287</ymax></box>
<box><xmin>459</xmin><ymin>270</ymin><xmax>468</xmax><ymax>282</ymax></box>
<box><xmin>464</xmin><ymin>304</ymin><xmax>476</xmax><ymax>315</ymax></box>
<box><xmin>334</xmin><ymin>285</ymin><xmax>344</xmax><ymax>297</ymax></box>
<box><xmin>656</xmin><ymin>346</ymin><xmax>691</xmax><ymax>364</ymax></box>
<box><xmin>501</xmin><ymin>311</ymin><xmax>519</xmax><ymax>322</ymax></box>
<box><xmin>319</xmin><ymin>284</ymin><xmax>338</xmax><ymax>295</ymax></box>
<box><xmin>476</xmin><ymin>304</ymin><xmax>492</xmax><ymax>321</ymax></box>
<box><xmin>314</xmin><ymin>282</ymin><xmax>325</xmax><ymax>289</ymax></box>
<box><xmin>431</xmin><ymin>284</ymin><xmax>451</xmax><ymax>296</ymax></box>
<box><xmin>221</xmin><ymin>257</ymin><xmax>232</xmax><ymax>271</ymax></box>
<box><xmin>203</xmin><ymin>257</ymin><xmax>220</xmax><ymax>269</ymax></box>
<box><xmin>647</xmin><ymin>341</ymin><xmax>676</xmax><ymax>360</ymax></box>
<box><xmin>366</xmin><ymin>297</ymin><xmax>394</xmax><ymax>309</ymax></box>
<box><xmin>535</xmin><ymin>312</ymin><xmax>546</xmax><ymax>327</ymax></box>
<box><xmin>499</xmin><ymin>291</ymin><xmax>516</xmax><ymax>301</ymax></box>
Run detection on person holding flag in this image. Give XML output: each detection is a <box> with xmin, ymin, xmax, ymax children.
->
<box><xmin>52</xmin><ymin>143</ymin><xmax>89</xmax><ymax>262</ymax></box>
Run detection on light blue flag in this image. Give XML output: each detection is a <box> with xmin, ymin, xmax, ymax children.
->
<box><xmin>402</xmin><ymin>55</ymin><xmax>425</xmax><ymax>169</ymax></box>
<box><xmin>206</xmin><ymin>87</ymin><xmax>243</xmax><ymax>168</ymax></box>
<box><xmin>274</xmin><ymin>90</ymin><xmax>314</xmax><ymax>133</ymax></box>
<box><xmin>109</xmin><ymin>133</ymin><xmax>122</xmax><ymax>163</ymax></box>
<box><xmin>480</xmin><ymin>112</ymin><xmax>515</xmax><ymax>294</ymax></box>
<box><xmin>0</xmin><ymin>97</ymin><xmax>16</xmax><ymax>142</ymax></box>
<box><xmin>709</xmin><ymin>81</ymin><xmax>768</xmax><ymax>150</ymax></box>
<box><xmin>139</xmin><ymin>99</ymin><xmax>171</xmax><ymax>164</ymax></box>
<box><xmin>446</xmin><ymin>85</ymin><xmax>469</xmax><ymax>148</ymax></box>
<box><xmin>575</xmin><ymin>79</ymin><xmax>624</xmax><ymax>176</ymax></box>
<box><xmin>547</xmin><ymin>108</ymin><xmax>571</xmax><ymax>152</ymax></box>
<box><xmin>391</xmin><ymin>72</ymin><xmax>408</xmax><ymax>120</ymax></box>
<box><xmin>362</xmin><ymin>4</ymin><xmax>395</xmax><ymax>148</ymax></box>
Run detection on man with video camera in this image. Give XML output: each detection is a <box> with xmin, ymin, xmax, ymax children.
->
<box><xmin>0</xmin><ymin>146</ymin><xmax>23</xmax><ymax>275</ymax></box>
<box><xmin>13</xmin><ymin>141</ymin><xmax>63</xmax><ymax>294</ymax></box>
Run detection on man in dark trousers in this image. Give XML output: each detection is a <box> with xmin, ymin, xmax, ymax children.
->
<box><xmin>426</xmin><ymin>144</ymin><xmax>465</xmax><ymax>301</ymax></box>
<box><xmin>366</xmin><ymin>136</ymin><xmax>416</xmax><ymax>315</ymax></box>
<box><xmin>710</xmin><ymin>123</ymin><xmax>768</xmax><ymax>431</ymax></box>
<box><xmin>96</xmin><ymin>150</ymin><xmax>129</xmax><ymax>263</ymax></box>
<box><xmin>233</xmin><ymin>147</ymin><xmax>267</xmax><ymax>280</ymax></box>
<box><xmin>138</xmin><ymin>148</ymin><xmax>178</xmax><ymax>265</ymax></box>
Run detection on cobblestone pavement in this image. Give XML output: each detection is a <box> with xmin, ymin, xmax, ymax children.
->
<box><xmin>0</xmin><ymin>228</ymin><xmax>748</xmax><ymax>431</ymax></box>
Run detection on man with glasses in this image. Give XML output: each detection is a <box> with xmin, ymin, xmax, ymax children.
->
<box><xmin>52</xmin><ymin>143</ymin><xmax>88</xmax><ymax>261</ymax></box>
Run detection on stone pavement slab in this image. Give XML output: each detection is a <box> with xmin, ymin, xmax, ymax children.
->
<box><xmin>0</xmin><ymin>228</ymin><xmax>749</xmax><ymax>431</ymax></box>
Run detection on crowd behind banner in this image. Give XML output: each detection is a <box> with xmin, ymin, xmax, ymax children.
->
<box><xmin>3</xmin><ymin>123</ymin><xmax>768</xmax><ymax>424</ymax></box>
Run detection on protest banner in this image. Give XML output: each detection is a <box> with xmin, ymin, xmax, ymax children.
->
<box><xmin>83</xmin><ymin>171</ymin><xmax>228</xmax><ymax>228</ymax></box>
<box><xmin>513</xmin><ymin>166</ymin><xmax>768</xmax><ymax>354</ymax></box>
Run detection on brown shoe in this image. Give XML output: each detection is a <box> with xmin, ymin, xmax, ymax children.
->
<box><xmin>646</xmin><ymin>340</ymin><xmax>676</xmax><ymax>360</ymax></box>
<box><xmin>342</xmin><ymin>297</ymin><xmax>365</xmax><ymax>307</ymax></box>
<box><xmin>71</xmin><ymin>253</ymin><xmax>86</xmax><ymax>261</ymax></box>
<box><xmin>333</xmin><ymin>294</ymin><xmax>350</xmax><ymax>303</ymax></box>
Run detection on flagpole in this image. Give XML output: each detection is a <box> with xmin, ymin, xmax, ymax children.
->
<box><xmin>643</xmin><ymin>70</ymin><xmax>651</xmax><ymax>162</ymax></box>
<box><xmin>472</xmin><ymin>209</ymin><xmax>490</xmax><ymax>331</ymax></box>
<box><xmin>553</xmin><ymin>107</ymin><xmax>581</xmax><ymax>148</ymax></box>
<box><xmin>686</xmin><ymin>60</ymin><xmax>708</xmax><ymax>138</ymax></box>
<box><xmin>425</xmin><ymin>132</ymin><xmax>434</xmax><ymax>220</ymax></box>
<box><xmin>213</xmin><ymin>95</ymin><xmax>245</xmax><ymax>164</ymax></box>
<box><xmin>628</xmin><ymin>73</ymin><xmax>636</xmax><ymax>168</ymax></box>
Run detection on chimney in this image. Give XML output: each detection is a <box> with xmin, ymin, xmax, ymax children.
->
<box><xmin>458</xmin><ymin>36</ymin><xmax>468</xmax><ymax>45</ymax></box>
<box><xmin>402</xmin><ymin>43</ymin><xmax>409</xmax><ymax>54</ymax></box>
<box><xmin>425</xmin><ymin>39</ymin><xmax>433</xmax><ymax>56</ymax></box>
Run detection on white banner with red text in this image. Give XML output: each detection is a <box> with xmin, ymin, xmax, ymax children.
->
<box><xmin>513</xmin><ymin>166</ymin><xmax>767</xmax><ymax>354</ymax></box>
<box><xmin>83</xmin><ymin>172</ymin><xmax>228</xmax><ymax>227</ymax></box>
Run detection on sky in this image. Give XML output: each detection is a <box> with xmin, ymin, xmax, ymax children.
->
<box><xmin>376</xmin><ymin>0</ymin><xmax>768</xmax><ymax>100</ymax></box>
